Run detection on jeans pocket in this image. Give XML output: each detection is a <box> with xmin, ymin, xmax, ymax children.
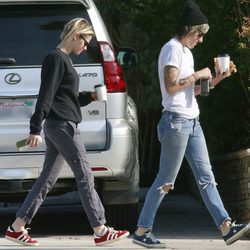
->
<box><xmin>168</xmin><ymin>114</ymin><xmax>186</xmax><ymax>131</ymax></box>
<box><xmin>65</xmin><ymin>121</ymin><xmax>75</xmax><ymax>136</ymax></box>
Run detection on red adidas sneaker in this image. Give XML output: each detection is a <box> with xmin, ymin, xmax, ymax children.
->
<box><xmin>94</xmin><ymin>227</ymin><xmax>129</xmax><ymax>246</ymax></box>
<box><xmin>5</xmin><ymin>226</ymin><xmax>39</xmax><ymax>246</ymax></box>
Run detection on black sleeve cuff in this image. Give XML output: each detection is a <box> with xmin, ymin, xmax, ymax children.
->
<box><xmin>29</xmin><ymin>110</ymin><xmax>44</xmax><ymax>135</ymax></box>
<box><xmin>78</xmin><ymin>91</ymin><xmax>94</xmax><ymax>107</ymax></box>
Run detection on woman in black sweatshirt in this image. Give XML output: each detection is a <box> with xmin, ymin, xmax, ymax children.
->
<box><xmin>5</xmin><ymin>18</ymin><xmax>129</xmax><ymax>247</ymax></box>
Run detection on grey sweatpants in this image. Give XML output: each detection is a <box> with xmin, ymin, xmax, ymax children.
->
<box><xmin>16</xmin><ymin>119</ymin><xmax>106</xmax><ymax>228</ymax></box>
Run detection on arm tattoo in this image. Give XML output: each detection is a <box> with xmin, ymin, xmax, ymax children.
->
<box><xmin>170</xmin><ymin>79</ymin><xmax>178</xmax><ymax>86</ymax></box>
<box><xmin>164</xmin><ymin>65</ymin><xmax>179</xmax><ymax>88</ymax></box>
<box><xmin>179</xmin><ymin>78</ymin><xmax>189</xmax><ymax>86</ymax></box>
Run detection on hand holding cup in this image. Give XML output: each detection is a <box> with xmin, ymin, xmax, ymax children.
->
<box><xmin>214</xmin><ymin>54</ymin><xmax>237</xmax><ymax>77</ymax></box>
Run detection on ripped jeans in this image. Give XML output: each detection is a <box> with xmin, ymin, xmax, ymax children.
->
<box><xmin>137</xmin><ymin>111</ymin><xmax>230</xmax><ymax>229</ymax></box>
<box><xmin>16</xmin><ymin>119</ymin><xmax>106</xmax><ymax>228</ymax></box>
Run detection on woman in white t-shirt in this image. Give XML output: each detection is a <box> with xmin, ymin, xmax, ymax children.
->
<box><xmin>132</xmin><ymin>0</ymin><xmax>249</xmax><ymax>248</ymax></box>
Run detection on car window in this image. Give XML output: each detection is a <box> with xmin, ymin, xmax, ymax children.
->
<box><xmin>0</xmin><ymin>3</ymin><xmax>102</xmax><ymax>66</ymax></box>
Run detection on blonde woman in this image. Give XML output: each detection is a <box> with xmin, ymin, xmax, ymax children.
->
<box><xmin>132</xmin><ymin>1</ymin><xmax>249</xmax><ymax>248</ymax></box>
<box><xmin>5</xmin><ymin>18</ymin><xmax>129</xmax><ymax>247</ymax></box>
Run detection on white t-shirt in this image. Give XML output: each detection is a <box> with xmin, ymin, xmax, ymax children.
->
<box><xmin>158</xmin><ymin>37</ymin><xmax>199</xmax><ymax>119</ymax></box>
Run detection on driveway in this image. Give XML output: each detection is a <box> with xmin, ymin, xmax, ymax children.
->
<box><xmin>0</xmin><ymin>189</ymin><xmax>249</xmax><ymax>249</ymax></box>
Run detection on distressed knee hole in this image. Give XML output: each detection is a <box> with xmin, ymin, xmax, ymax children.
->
<box><xmin>157</xmin><ymin>183</ymin><xmax>174</xmax><ymax>194</ymax></box>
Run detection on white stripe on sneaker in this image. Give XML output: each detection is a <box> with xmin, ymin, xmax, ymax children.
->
<box><xmin>94</xmin><ymin>229</ymin><xmax>129</xmax><ymax>246</ymax></box>
<box><xmin>108</xmin><ymin>232</ymin><xmax>117</xmax><ymax>241</ymax></box>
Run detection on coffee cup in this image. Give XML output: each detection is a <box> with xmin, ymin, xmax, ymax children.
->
<box><xmin>217</xmin><ymin>54</ymin><xmax>230</xmax><ymax>73</ymax></box>
<box><xmin>94</xmin><ymin>84</ymin><xmax>107</xmax><ymax>102</ymax></box>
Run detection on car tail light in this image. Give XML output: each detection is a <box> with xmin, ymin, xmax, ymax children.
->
<box><xmin>91</xmin><ymin>167</ymin><xmax>112</xmax><ymax>176</ymax></box>
<box><xmin>99</xmin><ymin>41</ymin><xmax>127</xmax><ymax>93</ymax></box>
<box><xmin>91</xmin><ymin>167</ymin><xmax>109</xmax><ymax>171</ymax></box>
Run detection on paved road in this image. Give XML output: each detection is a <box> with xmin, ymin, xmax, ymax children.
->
<box><xmin>0</xmin><ymin>190</ymin><xmax>249</xmax><ymax>249</ymax></box>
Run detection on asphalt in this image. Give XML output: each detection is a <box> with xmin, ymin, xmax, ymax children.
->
<box><xmin>0</xmin><ymin>189</ymin><xmax>249</xmax><ymax>249</ymax></box>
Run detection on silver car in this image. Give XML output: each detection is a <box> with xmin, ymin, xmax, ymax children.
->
<box><xmin>0</xmin><ymin>0</ymin><xmax>139</xmax><ymax>229</ymax></box>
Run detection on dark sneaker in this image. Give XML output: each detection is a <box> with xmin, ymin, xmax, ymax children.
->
<box><xmin>5</xmin><ymin>226</ymin><xmax>39</xmax><ymax>246</ymax></box>
<box><xmin>132</xmin><ymin>231</ymin><xmax>166</xmax><ymax>248</ymax></box>
<box><xmin>223</xmin><ymin>221</ymin><xmax>250</xmax><ymax>245</ymax></box>
<box><xmin>94</xmin><ymin>227</ymin><xmax>129</xmax><ymax>246</ymax></box>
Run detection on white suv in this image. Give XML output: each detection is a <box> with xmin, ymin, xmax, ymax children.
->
<box><xmin>0</xmin><ymin>0</ymin><xmax>139</xmax><ymax>229</ymax></box>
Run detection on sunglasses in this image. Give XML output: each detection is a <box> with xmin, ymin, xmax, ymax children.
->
<box><xmin>79</xmin><ymin>34</ymin><xmax>89</xmax><ymax>47</ymax></box>
<box><xmin>197</xmin><ymin>31</ymin><xmax>206</xmax><ymax>38</ymax></box>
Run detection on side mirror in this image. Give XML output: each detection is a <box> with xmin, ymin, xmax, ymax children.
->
<box><xmin>117</xmin><ymin>48</ymin><xmax>138</xmax><ymax>70</ymax></box>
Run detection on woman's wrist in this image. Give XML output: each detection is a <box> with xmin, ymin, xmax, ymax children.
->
<box><xmin>192</xmin><ymin>72</ymin><xmax>199</xmax><ymax>82</ymax></box>
<box><xmin>210</xmin><ymin>78</ymin><xmax>218</xmax><ymax>87</ymax></box>
<box><xmin>178</xmin><ymin>72</ymin><xmax>200</xmax><ymax>87</ymax></box>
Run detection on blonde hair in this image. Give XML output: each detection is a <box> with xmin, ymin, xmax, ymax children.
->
<box><xmin>177</xmin><ymin>23</ymin><xmax>209</xmax><ymax>37</ymax></box>
<box><xmin>60</xmin><ymin>18</ymin><xmax>95</xmax><ymax>42</ymax></box>
<box><xmin>189</xmin><ymin>23</ymin><xmax>209</xmax><ymax>35</ymax></box>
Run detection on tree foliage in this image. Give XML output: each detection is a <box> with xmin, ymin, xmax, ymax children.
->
<box><xmin>95</xmin><ymin>0</ymin><xmax>249</xmax><ymax>161</ymax></box>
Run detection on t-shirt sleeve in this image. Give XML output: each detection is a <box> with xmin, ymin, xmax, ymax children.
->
<box><xmin>161</xmin><ymin>44</ymin><xmax>182</xmax><ymax>70</ymax></box>
<box><xmin>30</xmin><ymin>53</ymin><xmax>64</xmax><ymax>134</ymax></box>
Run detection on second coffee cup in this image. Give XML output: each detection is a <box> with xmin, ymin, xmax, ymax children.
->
<box><xmin>94</xmin><ymin>84</ymin><xmax>107</xmax><ymax>101</ymax></box>
<box><xmin>217</xmin><ymin>54</ymin><xmax>230</xmax><ymax>73</ymax></box>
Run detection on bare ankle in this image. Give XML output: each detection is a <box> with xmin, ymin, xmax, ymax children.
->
<box><xmin>220</xmin><ymin>220</ymin><xmax>231</xmax><ymax>236</ymax></box>
<box><xmin>93</xmin><ymin>225</ymin><xmax>107</xmax><ymax>236</ymax></box>
<box><xmin>12</xmin><ymin>217</ymin><xmax>26</xmax><ymax>232</ymax></box>
<box><xmin>136</xmin><ymin>227</ymin><xmax>150</xmax><ymax>236</ymax></box>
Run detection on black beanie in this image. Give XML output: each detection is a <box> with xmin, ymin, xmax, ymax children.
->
<box><xmin>178</xmin><ymin>0</ymin><xmax>208</xmax><ymax>27</ymax></box>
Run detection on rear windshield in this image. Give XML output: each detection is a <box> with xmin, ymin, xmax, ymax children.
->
<box><xmin>0</xmin><ymin>3</ymin><xmax>102</xmax><ymax>66</ymax></box>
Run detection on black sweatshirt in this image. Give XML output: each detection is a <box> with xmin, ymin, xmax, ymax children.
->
<box><xmin>30</xmin><ymin>48</ymin><xmax>93</xmax><ymax>135</ymax></box>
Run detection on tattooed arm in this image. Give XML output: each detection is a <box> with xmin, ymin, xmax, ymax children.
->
<box><xmin>164</xmin><ymin>66</ymin><xmax>196</xmax><ymax>95</ymax></box>
<box><xmin>164</xmin><ymin>65</ymin><xmax>212</xmax><ymax>96</ymax></box>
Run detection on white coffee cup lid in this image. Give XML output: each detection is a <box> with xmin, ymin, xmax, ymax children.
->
<box><xmin>94</xmin><ymin>84</ymin><xmax>104</xmax><ymax>88</ymax></box>
<box><xmin>217</xmin><ymin>54</ymin><xmax>229</xmax><ymax>57</ymax></box>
